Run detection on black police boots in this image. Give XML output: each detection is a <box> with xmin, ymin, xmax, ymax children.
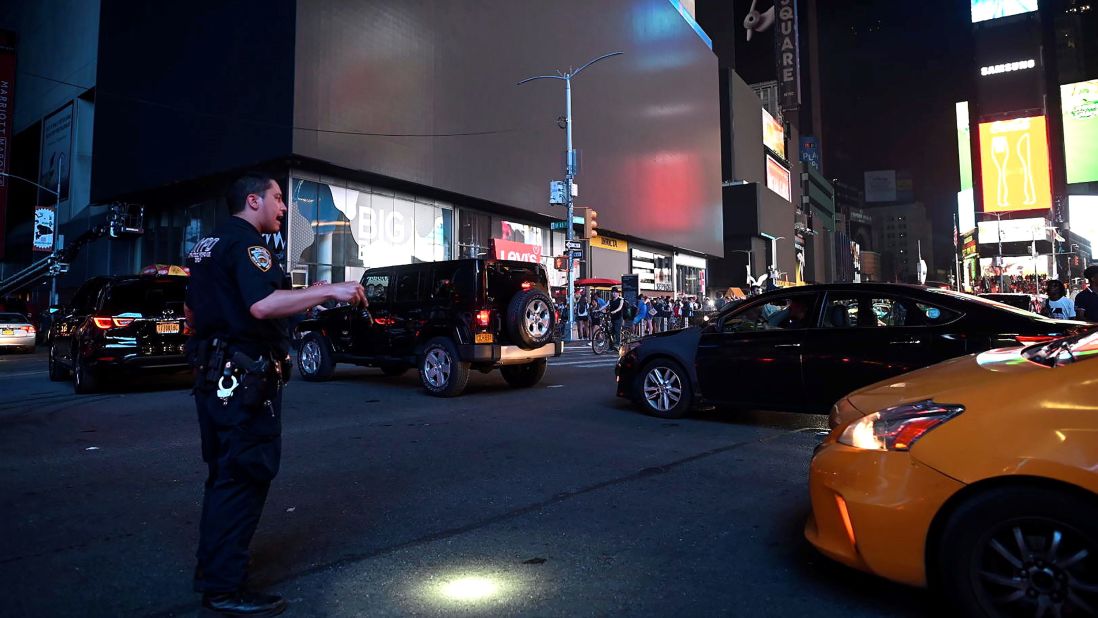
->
<box><xmin>201</xmin><ymin>590</ymin><xmax>288</xmax><ymax>617</ymax></box>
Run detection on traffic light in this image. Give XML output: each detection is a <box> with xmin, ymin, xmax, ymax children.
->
<box><xmin>554</xmin><ymin>256</ymin><xmax>567</xmax><ymax>271</ymax></box>
<box><xmin>583</xmin><ymin>207</ymin><xmax>599</xmax><ymax>239</ymax></box>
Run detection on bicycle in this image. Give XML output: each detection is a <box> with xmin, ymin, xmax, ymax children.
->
<box><xmin>590</xmin><ymin>312</ymin><xmax>640</xmax><ymax>355</ymax></box>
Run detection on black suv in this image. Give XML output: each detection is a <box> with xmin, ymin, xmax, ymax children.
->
<box><xmin>48</xmin><ymin>274</ymin><xmax>192</xmax><ymax>393</ymax></box>
<box><xmin>296</xmin><ymin>259</ymin><xmax>562</xmax><ymax>396</ymax></box>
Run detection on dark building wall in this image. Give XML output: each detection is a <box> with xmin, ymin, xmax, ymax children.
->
<box><xmin>292</xmin><ymin>0</ymin><xmax>724</xmax><ymax>257</ymax></box>
<box><xmin>92</xmin><ymin>0</ymin><xmax>297</xmax><ymax>203</ymax></box>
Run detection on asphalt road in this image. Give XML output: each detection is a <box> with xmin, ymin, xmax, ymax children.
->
<box><xmin>0</xmin><ymin>344</ymin><xmax>933</xmax><ymax>617</ymax></box>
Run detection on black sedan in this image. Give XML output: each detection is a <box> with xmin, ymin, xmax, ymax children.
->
<box><xmin>615</xmin><ymin>283</ymin><xmax>1089</xmax><ymax>418</ymax></box>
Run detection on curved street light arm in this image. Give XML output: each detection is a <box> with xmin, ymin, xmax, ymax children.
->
<box><xmin>571</xmin><ymin>51</ymin><xmax>624</xmax><ymax>78</ymax></box>
<box><xmin>517</xmin><ymin>74</ymin><xmax>567</xmax><ymax>86</ymax></box>
<box><xmin>0</xmin><ymin>171</ymin><xmax>59</xmax><ymax>196</ymax></box>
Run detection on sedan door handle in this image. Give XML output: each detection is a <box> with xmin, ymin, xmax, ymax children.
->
<box><xmin>890</xmin><ymin>339</ymin><xmax>922</xmax><ymax>345</ymax></box>
<box><xmin>774</xmin><ymin>343</ymin><xmax>801</xmax><ymax>348</ymax></box>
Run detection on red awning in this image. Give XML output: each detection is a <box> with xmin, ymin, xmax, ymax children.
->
<box><xmin>573</xmin><ymin>277</ymin><xmax>620</xmax><ymax>287</ymax></box>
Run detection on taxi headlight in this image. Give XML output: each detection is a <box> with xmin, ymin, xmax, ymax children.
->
<box><xmin>838</xmin><ymin>400</ymin><xmax>964</xmax><ymax>451</ymax></box>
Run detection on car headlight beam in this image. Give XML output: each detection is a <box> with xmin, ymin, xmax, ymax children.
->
<box><xmin>838</xmin><ymin>400</ymin><xmax>964</xmax><ymax>452</ymax></box>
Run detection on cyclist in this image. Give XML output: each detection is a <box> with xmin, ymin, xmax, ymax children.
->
<box><xmin>602</xmin><ymin>287</ymin><xmax>625</xmax><ymax>349</ymax></box>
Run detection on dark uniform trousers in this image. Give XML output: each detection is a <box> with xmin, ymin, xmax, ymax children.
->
<box><xmin>193</xmin><ymin>367</ymin><xmax>282</xmax><ymax>593</ymax></box>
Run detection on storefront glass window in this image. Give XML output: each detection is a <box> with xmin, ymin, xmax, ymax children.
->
<box><xmin>289</xmin><ymin>176</ymin><xmax>451</xmax><ymax>284</ymax></box>
<box><xmin>459</xmin><ymin>210</ymin><xmax>491</xmax><ymax>258</ymax></box>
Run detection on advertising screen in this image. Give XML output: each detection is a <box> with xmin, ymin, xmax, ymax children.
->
<box><xmin>976</xmin><ymin>216</ymin><xmax>1048</xmax><ymax>244</ymax></box>
<box><xmin>956</xmin><ymin>102</ymin><xmax>973</xmax><ymax>191</ymax></box>
<box><xmin>762</xmin><ymin>109</ymin><xmax>786</xmax><ymax>160</ymax></box>
<box><xmin>1061</xmin><ymin>80</ymin><xmax>1098</xmax><ymax>184</ymax></box>
<box><xmin>1069</xmin><ymin>195</ymin><xmax>1098</xmax><ymax>249</ymax></box>
<box><xmin>970</xmin><ymin>0</ymin><xmax>1038</xmax><ymax>23</ymax></box>
<box><xmin>765</xmin><ymin>154</ymin><xmax>791</xmax><ymax>202</ymax></box>
<box><xmin>864</xmin><ymin>170</ymin><xmax>897</xmax><ymax>203</ymax></box>
<box><xmin>977</xmin><ymin>115</ymin><xmax>1052</xmax><ymax>213</ymax></box>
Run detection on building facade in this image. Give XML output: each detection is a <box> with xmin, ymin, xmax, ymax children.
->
<box><xmin>2</xmin><ymin>0</ymin><xmax>725</xmax><ymax>306</ymax></box>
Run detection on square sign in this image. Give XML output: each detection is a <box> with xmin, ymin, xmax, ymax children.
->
<box><xmin>549</xmin><ymin>181</ymin><xmax>567</xmax><ymax>205</ymax></box>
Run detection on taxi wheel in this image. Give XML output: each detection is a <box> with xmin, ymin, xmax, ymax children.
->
<box><xmin>297</xmin><ymin>334</ymin><xmax>335</xmax><ymax>381</ymax></box>
<box><xmin>420</xmin><ymin>337</ymin><xmax>469</xmax><ymax>397</ymax></box>
<box><xmin>73</xmin><ymin>353</ymin><xmax>100</xmax><ymax>394</ymax></box>
<box><xmin>499</xmin><ymin>359</ymin><xmax>546</xmax><ymax>388</ymax></box>
<box><xmin>636</xmin><ymin>359</ymin><xmax>692</xmax><ymax>419</ymax></box>
<box><xmin>48</xmin><ymin>345</ymin><xmax>70</xmax><ymax>381</ymax></box>
<box><xmin>936</xmin><ymin>485</ymin><xmax>1098</xmax><ymax>618</ymax></box>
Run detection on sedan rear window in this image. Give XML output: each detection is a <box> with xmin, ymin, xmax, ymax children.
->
<box><xmin>0</xmin><ymin>313</ymin><xmax>28</xmax><ymax>324</ymax></box>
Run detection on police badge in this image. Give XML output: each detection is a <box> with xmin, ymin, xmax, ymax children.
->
<box><xmin>248</xmin><ymin>246</ymin><xmax>273</xmax><ymax>272</ymax></box>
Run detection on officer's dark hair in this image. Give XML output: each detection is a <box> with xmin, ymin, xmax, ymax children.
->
<box><xmin>227</xmin><ymin>173</ymin><xmax>277</xmax><ymax>215</ymax></box>
<box><xmin>1086</xmin><ymin>265</ymin><xmax>1098</xmax><ymax>280</ymax></box>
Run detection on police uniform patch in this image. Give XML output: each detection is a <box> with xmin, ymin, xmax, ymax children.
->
<box><xmin>248</xmin><ymin>246</ymin><xmax>273</xmax><ymax>272</ymax></box>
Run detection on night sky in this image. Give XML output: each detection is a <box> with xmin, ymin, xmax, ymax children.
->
<box><xmin>818</xmin><ymin>0</ymin><xmax>974</xmax><ymax>271</ymax></box>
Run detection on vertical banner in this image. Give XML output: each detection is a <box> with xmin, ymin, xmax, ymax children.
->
<box><xmin>773</xmin><ymin>0</ymin><xmax>801</xmax><ymax>112</ymax></box>
<box><xmin>33</xmin><ymin>206</ymin><xmax>55</xmax><ymax>252</ymax></box>
<box><xmin>0</xmin><ymin>33</ymin><xmax>15</xmax><ymax>258</ymax></box>
<box><xmin>39</xmin><ymin>103</ymin><xmax>73</xmax><ymax>204</ymax></box>
<box><xmin>621</xmin><ymin>274</ymin><xmax>639</xmax><ymax>308</ymax></box>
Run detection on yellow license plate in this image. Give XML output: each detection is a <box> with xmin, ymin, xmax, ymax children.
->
<box><xmin>0</xmin><ymin>329</ymin><xmax>12</xmax><ymax>336</ymax></box>
<box><xmin>475</xmin><ymin>333</ymin><xmax>494</xmax><ymax>344</ymax></box>
<box><xmin>157</xmin><ymin>323</ymin><xmax>180</xmax><ymax>334</ymax></box>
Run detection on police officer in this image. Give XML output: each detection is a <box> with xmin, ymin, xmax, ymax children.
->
<box><xmin>185</xmin><ymin>173</ymin><xmax>365</xmax><ymax>616</ymax></box>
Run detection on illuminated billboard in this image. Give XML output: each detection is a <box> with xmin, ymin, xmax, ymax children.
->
<box><xmin>1061</xmin><ymin>79</ymin><xmax>1098</xmax><ymax>184</ymax></box>
<box><xmin>970</xmin><ymin>0</ymin><xmax>1038</xmax><ymax>23</ymax></box>
<box><xmin>977</xmin><ymin>115</ymin><xmax>1051</xmax><ymax>213</ymax></box>
<box><xmin>762</xmin><ymin>109</ymin><xmax>785</xmax><ymax>160</ymax></box>
<box><xmin>976</xmin><ymin>216</ymin><xmax>1048</xmax><ymax>244</ymax></box>
<box><xmin>1069</xmin><ymin>195</ymin><xmax>1098</xmax><ymax>248</ymax></box>
<box><xmin>765</xmin><ymin>154</ymin><xmax>791</xmax><ymax>202</ymax></box>
<box><xmin>956</xmin><ymin>102</ymin><xmax>973</xmax><ymax>191</ymax></box>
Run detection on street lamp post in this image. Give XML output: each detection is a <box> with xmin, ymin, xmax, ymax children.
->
<box><xmin>0</xmin><ymin>159</ymin><xmax>63</xmax><ymax>305</ymax></box>
<box><xmin>519</xmin><ymin>52</ymin><xmax>622</xmax><ymax>342</ymax></box>
<box><xmin>730</xmin><ymin>249</ymin><xmax>753</xmax><ymax>284</ymax></box>
<box><xmin>760</xmin><ymin>234</ymin><xmax>785</xmax><ymax>284</ymax></box>
<box><xmin>982</xmin><ymin>212</ymin><xmax>1007</xmax><ymax>292</ymax></box>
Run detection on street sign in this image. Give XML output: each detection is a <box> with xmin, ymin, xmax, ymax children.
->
<box><xmin>569</xmin><ymin>250</ymin><xmax>584</xmax><ymax>259</ymax></box>
<box><xmin>565</xmin><ymin>240</ymin><xmax>583</xmax><ymax>250</ymax></box>
<box><xmin>550</xmin><ymin>216</ymin><xmax>585</xmax><ymax>230</ymax></box>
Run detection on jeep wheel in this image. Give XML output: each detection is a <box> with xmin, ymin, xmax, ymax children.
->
<box><xmin>48</xmin><ymin>345</ymin><xmax>70</xmax><ymax>381</ymax></box>
<box><xmin>73</xmin><ymin>353</ymin><xmax>100</xmax><ymax>394</ymax></box>
<box><xmin>297</xmin><ymin>334</ymin><xmax>335</xmax><ymax>381</ymax></box>
<box><xmin>380</xmin><ymin>364</ymin><xmax>408</xmax><ymax>377</ymax></box>
<box><xmin>506</xmin><ymin>289</ymin><xmax>555</xmax><ymax>349</ymax></box>
<box><xmin>420</xmin><ymin>337</ymin><xmax>470</xmax><ymax>397</ymax></box>
<box><xmin>499</xmin><ymin>359</ymin><xmax>546</xmax><ymax>388</ymax></box>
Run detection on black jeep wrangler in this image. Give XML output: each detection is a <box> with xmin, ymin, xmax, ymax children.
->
<box><xmin>295</xmin><ymin>259</ymin><xmax>562</xmax><ymax>396</ymax></box>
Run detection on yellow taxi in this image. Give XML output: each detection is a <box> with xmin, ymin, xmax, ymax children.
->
<box><xmin>807</xmin><ymin>329</ymin><xmax>1098</xmax><ymax>616</ymax></box>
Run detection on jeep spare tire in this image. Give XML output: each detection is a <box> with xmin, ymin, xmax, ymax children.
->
<box><xmin>506</xmin><ymin>289</ymin><xmax>555</xmax><ymax>349</ymax></box>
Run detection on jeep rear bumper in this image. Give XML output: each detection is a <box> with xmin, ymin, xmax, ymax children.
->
<box><xmin>460</xmin><ymin>340</ymin><xmax>563</xmax><ymax>365</ymax></box>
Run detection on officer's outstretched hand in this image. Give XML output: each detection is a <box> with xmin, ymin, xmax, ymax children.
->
<box><xmin>329</xmin><ymin>281</ymin><xmax>367</xmax><ymax>307</ymax></box>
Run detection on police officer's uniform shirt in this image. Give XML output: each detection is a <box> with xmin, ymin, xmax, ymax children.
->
<box><xmin>1075</xmin><ymin>288</ymin><xmax>1098</xmax><ymax>323</ymax></box>
<box><xmin>186</xmin><ymin>217</ymin><xmax>290</xmax><ymax>355</ymax></box>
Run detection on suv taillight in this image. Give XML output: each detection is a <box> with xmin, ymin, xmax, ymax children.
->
<box><xmin>475</xmin><ymin>310</ymin><xmax>491</xmax><ymax>328</ymax></box>
<box><xmin>92</xmin><ymin>316</ymin><xmax>134</xmax><ymax>329</ymax></box>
